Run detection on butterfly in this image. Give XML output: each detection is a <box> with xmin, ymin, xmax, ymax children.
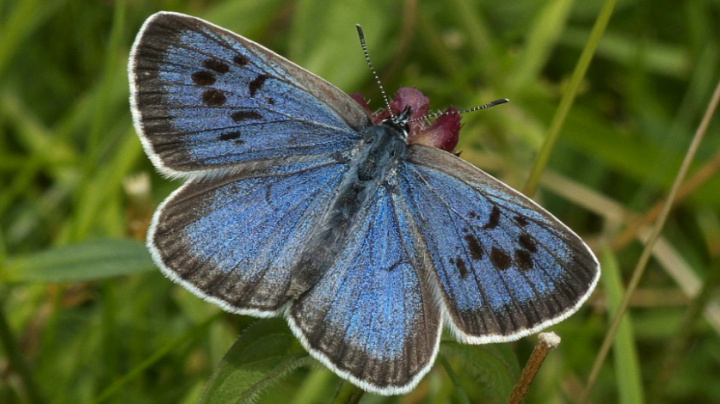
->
<box><xmin>129</xmin><ymin>11</ymin><xmax>600</xmax><ymax>396</ymax></box>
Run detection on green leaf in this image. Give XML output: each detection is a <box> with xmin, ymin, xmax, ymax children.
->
<box><xmin>201</xmin><ymin>318</ymin><xmax>313</xmax><ymax>404</ymax></box>
<box><xmin>2</xmin><ymin>238</ymin><xmax>154</xmax><ymax>283</ymax></box>
<box><xmin>440</xmin><ymin>341</ymin><xmax>520</xmax><ymax>401</ymax></box>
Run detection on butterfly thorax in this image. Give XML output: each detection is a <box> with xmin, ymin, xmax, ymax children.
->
<box><xmin>287</xmin><ymin>122</ymin><xmax>408</xmax><ymax>298</ymax></box>
<box><xmin>356</xmin><ymin>118</ymin><xmax>408</xmax><ymax>180</ymax></box>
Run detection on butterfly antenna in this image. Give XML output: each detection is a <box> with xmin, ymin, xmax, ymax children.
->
<box><xmin>410</xmin><ymin>98</ymin><xmax>510</xmax><ymax>123</ymax></box>
<box><xmin>356</xmin><ymin>25</ymin><xmax>393</xmax><ymax>115</ymax></box>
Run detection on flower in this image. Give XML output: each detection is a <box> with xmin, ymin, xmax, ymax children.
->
<box><xmin>350</xmin><ymin>87</ymin><xmax>461</xmax><ymax>153</ymax></box>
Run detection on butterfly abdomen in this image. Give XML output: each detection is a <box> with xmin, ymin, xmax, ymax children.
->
<box><xmin>287</xmin><ymin>124</ymin><xmax>407</xmax><ymax>298</ymax></box>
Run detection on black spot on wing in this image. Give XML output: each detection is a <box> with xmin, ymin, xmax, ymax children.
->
<box><xmin>231</xmin><ymin>111</ymin><xmax>262</xmax><ymax>122</ymax></box>
<box><xmin>234</xmin><ymin>55</ymin><xmax>249</xmax><ymax>66</ymax></box>
<box><xmin>490</xmin><ymin>247</ymin><xmax>511</xmax><ymax>270</ymax></box>
<box><xmin>249</xmin><ymin>74</ymin><xmax>268</xmax><ymax>97</ymax></box>
<box><xmin>484</xmin><ymin>206</ymin><xmax>500</xmax><ymax>229</ymax></box>
<box><xmin>450</xmin><ymin>257</ymin><xmax>469</xmax><ymax>278</ymax></box>
<box><xmin>202</xmin><ymin>89</ymin><xmax>226</xmax><ymax>106</ymax></box>
<box><xmin>518</xmin><ymin>233</ymin><xmax>537</xmax><ymax>253</ymax></box>
<box><xmin>514</xmin><ymin>215</ymin><xmax>529</xmax><ymax>227</ymax></box>
<box><xmin>191</xmin><ymin>71</ymin><xmax>215</xmax><ymax>86</ymax></box>
<box><xmin>203</xmin><ymin>59</ymin><xmax>229</xmax><ymax>73</ymax></box>
<box><xmin>219</xmin><ymin>131</ymin><xmax>241</xmax><ymax>141</ymax></box>
<box><xmin>514</xmin><ymin>249</ymin><xmax>533</xmax><ymax>271</ymax></box>
<box><xmin>385</xmin><ymin>260</ymin><xmax>403</xmax><ymax>272</ymax></box>
<box><xmin>464</xmin><ymin>234</ymin><xmax>484</xmax><ymax>261</ymax></box>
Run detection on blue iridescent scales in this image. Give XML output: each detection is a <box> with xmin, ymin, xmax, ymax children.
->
<box><xmin>129</xmin><ymin>12</ymin><xmax>600</xmax><ymax>395</ymax></box>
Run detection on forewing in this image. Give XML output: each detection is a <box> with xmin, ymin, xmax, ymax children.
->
<box><xmin>400</xmin><ymin>145</ymin><xmax>599</xmax><ymax>343</ymax></box>
<box><xmin>287</xmin><ymin>183</ymin><xmax>441</xmax><ymax>395</ymax></box>
<box><xmin>129</xmin><ymin>12</ymin><xmax>371</xmax><ymax>177</ymax></box>
<box><xmin>149</xmin><ymin>156</ymin><xmax>349</xmax><ymax>315</ymax></box>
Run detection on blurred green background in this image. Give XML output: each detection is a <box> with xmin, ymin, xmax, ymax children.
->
<box><xmin>1</xmin><ymin>0</ymin><xmax>719</xmax><ymax>402</ymax></box>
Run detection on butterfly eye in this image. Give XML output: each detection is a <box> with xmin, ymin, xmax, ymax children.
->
<box><xmin>382</xmin><ymin>118</ymin><xmax>410</xmax><ymax>139</ymax></box>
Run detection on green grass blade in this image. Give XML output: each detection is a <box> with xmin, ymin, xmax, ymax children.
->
<box><xmin>600</xmin><ymin>246</ymin><xmax>644</xmax><ymax>404</ymax></box>
<box><xmin>522</xmin><ymin>0</ymin><xmax>618</xmax><ymax>196</ymax></box>
<box><xmin>2</xmin><ymin>238</ymin><xmax>154</xmax><ymax>283</ymax></box>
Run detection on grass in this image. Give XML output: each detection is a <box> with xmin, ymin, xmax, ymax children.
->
<box><xmin>2</xmin><ymin>0</ymin><xmax>720</xmax><ymax>402</ymax></box>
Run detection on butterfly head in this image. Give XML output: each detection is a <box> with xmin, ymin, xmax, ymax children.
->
<box><xmin>382</xmin><ymin>106</ymin><xmax>413</xmax><ymax>138</ymax></box>
<box><xmin>351</xmin><ymin>87</ymin><xmax>462</xmax><ymax>152</ymax></box>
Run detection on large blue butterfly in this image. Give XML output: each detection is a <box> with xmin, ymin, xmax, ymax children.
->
<box><xmin>129</xmin><ymin>12</ymin><xmax>599</xmax><ymax>395</ymax></box>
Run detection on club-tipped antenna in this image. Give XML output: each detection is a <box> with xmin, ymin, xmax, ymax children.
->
<box><xmin>410</xmin><ymin>98</ymin><xmax>510</xmax><ymax>123</ymax></box>
<box><xmin>356</xmin><ymin>25</ymin><xmax>393</xmax><ymax>116</ymax></box>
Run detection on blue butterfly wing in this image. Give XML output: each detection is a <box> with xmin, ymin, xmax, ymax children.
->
<box><xmin>131</xmin><ymin>11</ymin><xmax>599</xmax><ymax>395</ymax></box>
<box><xmin>399</xmin><ymin>145</ymin><xmax>600</xmax><ymax>342</ymax></box>
<box><xmin>129</xmin><ymin>12</ymin><xmax>371</xmax><ymax>177</ymax></box>
<box><xmin>287</xmin><ymin>183</ymin><xmax>441</xmax><ymax>395</ymax></box>
<box><xmin>149</xmin><ymin>156</ymin><xmax>350</xmax><ymax>315</ymax></box>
